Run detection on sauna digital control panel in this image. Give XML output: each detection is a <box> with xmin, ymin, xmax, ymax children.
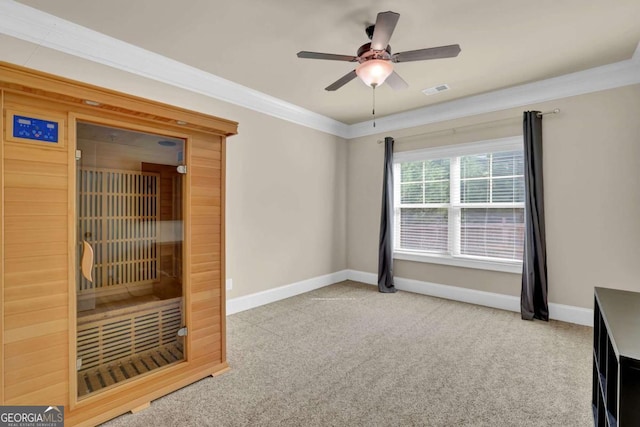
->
<box><xmin>12</xmin><ymin>114</ymin><xmax>59</xmax><ymax>143</ymax></box>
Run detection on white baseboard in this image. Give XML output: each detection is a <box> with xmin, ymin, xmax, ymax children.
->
<box><xmin>345</xmin><ymin>269</ymin><xmax>593</xmax><ymax>326</ymax></box>
<box><xmin>225</xmin><ymin>268</ymin><xmax>592</xmax><ymax>326</ymax></box>
<box><xmin>547</xmin><ymin>302</ymin><xmax>593</xmax><ymax>326</ymax></box>
<box><xmin>346</xmin><ymin>270</ymin><xmax>379</xmax><ymax>286</ymax></box>
<box><xmin>226</xmin><ymin>270</ymin><xmax>348</xmax><ymax>315</ymax></box>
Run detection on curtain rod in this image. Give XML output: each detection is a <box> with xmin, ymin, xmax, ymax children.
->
<box><xmin>376</xmin><ymin>108</ymin><xmax>560</xmax><ymax>144</ymax></box>
<box><xmin>537</xmin><ymin>108</ymin><xmax>560</xmax><ymax>117</ymax></box>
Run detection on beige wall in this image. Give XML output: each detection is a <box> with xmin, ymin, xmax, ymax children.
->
<box><xmin>225</xmin><ymin>110</ymin><xmax>347</xmax><ymax>298</ymax></box>
<box><xmin>4</xmin><ymin>35</ymin><xmax>640</xmax><ymax>310</ymax></box>
<box><xmin>347</xmin><ymin>84</ymin><xmax>640</xmax><ymax>309</ymax></box>
<box><xmin>0</xmin><ymin>36</ymin><xmax>347</xmax><ymax>299</ymax></box>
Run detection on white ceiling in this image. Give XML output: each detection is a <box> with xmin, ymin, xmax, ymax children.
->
<box><xmin>8</xmin><ymin>0</ymin><xmax>640</xmax><ymax>125</ymax></box>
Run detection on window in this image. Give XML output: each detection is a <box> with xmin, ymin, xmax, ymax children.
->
<box><xmin>393</xmin><ymin>137</ymin><xmax>524</xmax><ymax>273</ymax></box>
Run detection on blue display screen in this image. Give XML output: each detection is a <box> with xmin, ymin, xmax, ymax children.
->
<box><xmin>13</xmin><ymin>115</ymin><xmax>59</xmax><ymax>143</ymax></box>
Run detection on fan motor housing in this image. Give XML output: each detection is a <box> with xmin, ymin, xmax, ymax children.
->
<box><xmin>357</xmin><ymin>42</ymin><xmax>391</xmax><ymax>61</ymax></box>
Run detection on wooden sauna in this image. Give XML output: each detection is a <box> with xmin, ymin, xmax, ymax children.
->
<box><xmin>0</xmin><ymin>62</ymin><xmax>237</xmax><ymax>426</ymax></box>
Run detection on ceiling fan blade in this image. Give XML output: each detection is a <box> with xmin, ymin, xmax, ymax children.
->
<box><xmin>392</xmin><ymin>44</ymin><xmax>461</xmax><ymax>63</ymax></box>
<box><xmin>297</xmin><ymin>51</ymin><xmax>358</xmax><ymax>62</ymax></box>
<box><xmin>325</xmin><ymin>70</ymin><xmax>358</xmax><ymax>91</ymax></box>
<box><xmin>371</xmin><ymin>11</ymin><xmax>400</xmax><ymax>51</ymax></box>
<box><xmin>385</xmin><ymin>71</ymin><xmax>408</xmax><ymax>90</ymax></box>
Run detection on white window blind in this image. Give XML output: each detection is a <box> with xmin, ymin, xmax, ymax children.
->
<box><xmin>399</xmin><ymin>158</ymin><xmax>450</xmax><ymax>253</ymax></box>
<box><xmin>394</xmin><ymin>137</ymin><xmax>525</xmax><ymax>267</ymax></box>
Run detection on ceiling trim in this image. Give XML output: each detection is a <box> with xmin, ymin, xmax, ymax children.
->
<box><xmin>346</xmin><ymin>52</ymin><xmax>640</xmax><ymax>138</ymax></box>
<box><xmin>1</xmin><ymin>0</ymin><xmax>639</xmax><ymax>141</ymax></box>
<box><xmin>0</xmin><ymin>0</ymin><xmax>351</xmax><ymax>138</ymax></box>
<box><xmin>634</xmin><ymin>41</ymin><xmax>640</xmax><ymax>65</ymax></box>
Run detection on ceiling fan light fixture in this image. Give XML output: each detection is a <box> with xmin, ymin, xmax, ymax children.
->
<box><xmin>356</xmin><ymin>59</ymin><xmax>393</xmax><ymax>87</ymax></box>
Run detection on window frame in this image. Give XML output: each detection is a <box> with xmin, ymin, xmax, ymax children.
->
<box><xmin>393</xmin><ymin>136</ymin><xmax>524</xmax><ymax>274</ymax></box>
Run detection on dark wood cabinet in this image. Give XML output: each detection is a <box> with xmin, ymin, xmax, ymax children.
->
<box><xmin>593</xmin><ymin>287</ymin><xmax>640</xmax><ymax>427</ymax></box>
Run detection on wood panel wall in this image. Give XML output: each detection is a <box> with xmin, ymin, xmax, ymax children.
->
<box><xmin>0</xmin><ymin>62</ymin><xmax>235</xmax><ymax>427</ymax></box>
<box><xmin>2</xmin><ymin>92</ymin><xmax>70</xmax><ymax>405</ymax></box>
<box><xmin>0</xmin><ymin>88</ymin><xmax>4</xmax><ymax>405</ymax></box>
<box><xmin>188</xmin><ymin>135</ymin><xmax>225</xmax><ymax>364</ymax></box>
<box><xmin>141</xmin><ymin>162</ymin><xmax>183</xmax><ymax>300</ymax></box>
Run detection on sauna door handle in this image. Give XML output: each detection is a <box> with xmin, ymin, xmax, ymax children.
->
<box><xmin>81</xmin><ymin>240</ymin><xmax>94</xmax><ymax>282</ymax></box>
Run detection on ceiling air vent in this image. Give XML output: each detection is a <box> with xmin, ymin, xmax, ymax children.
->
<box><xmin>422</xmin><ymin>84</ymin><xmax>450</xmax><ymax>96</ymax></box>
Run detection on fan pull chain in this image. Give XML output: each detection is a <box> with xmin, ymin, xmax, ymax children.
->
<box><xmin>372</xmin><ymin>85</ymin><xmax>376</xmax><ymax>128</ymax></box>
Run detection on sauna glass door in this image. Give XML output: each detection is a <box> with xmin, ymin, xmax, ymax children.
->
<box><xmin>75</xmin><ymin>122</ymin><xmax>186</xmax><ymax>398</ymax></box>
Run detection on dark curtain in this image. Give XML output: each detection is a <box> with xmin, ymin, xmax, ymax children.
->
<box><xmin>378</xmin><ymin>136</ymin><xmax>397</xmax><ymax>293</ymax></box>
<box><xmin>521</xmin><ymin>111</ymin><xmax>548</xmax><ymax>321</ymax></box>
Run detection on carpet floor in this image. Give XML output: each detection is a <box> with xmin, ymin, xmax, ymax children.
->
<box><xmin>103</xmin><ymin>280</ymin><xmax>593</xmax><ymax>426</ymax></box>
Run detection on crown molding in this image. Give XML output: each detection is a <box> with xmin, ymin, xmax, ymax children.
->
<box><xmin>1</xmin><ymin>0</ymin><xmax>639</xmax><ymax>141</ymax></box>
<box><xmin>346</xmin><ymin>50</ymin><xmax>640</xmax><ymax>138</ymax></box>
<box><xmin>0</xmin><ymin>0</ymin><xmax>351</xmax><ymax>138</ymax></box>
<box><xmin>633</xmin><ymin>41</ymin><xmax>640</xmax><ymax>65</ymax></box>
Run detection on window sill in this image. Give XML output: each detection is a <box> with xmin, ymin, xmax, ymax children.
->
<box><xmin>393</xmin><ymin>251</ymin><xmax>522</xmax><ymax>274</ymax></box>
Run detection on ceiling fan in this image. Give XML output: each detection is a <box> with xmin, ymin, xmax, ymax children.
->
<box><xmin>297</xmin><ymin>11</ymin><xmax>461</xmax><ymax>91</ymax></box>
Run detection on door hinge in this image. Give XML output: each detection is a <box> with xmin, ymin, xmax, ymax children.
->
<box><xmin>76</xmin><ymin>358</ymin><xmax>82</xmax><ymax>371</ymax></box>
<box><xmin>177</xmin><ymin>165</ymin><xmax>187</xmax><ymax>174</ymax></box>
<box><xmin>177</xmin><ymin>327</ymin><xmax>188</xmax><ymax>337</ymax></box>
<box><xmin>75</xmin><ymin>150</ymin><xmax>82</xmax><ymax>161</ymax></box>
